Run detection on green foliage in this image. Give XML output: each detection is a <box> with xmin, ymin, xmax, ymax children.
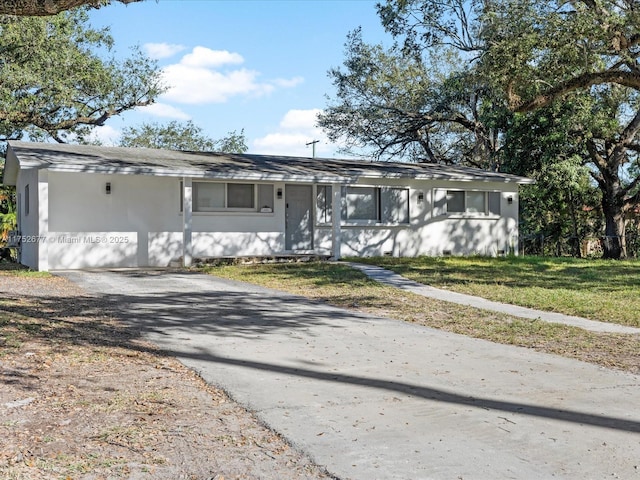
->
<box><xmin>354</xmin><ymin>255</ymin><xmax>640</xmax><ymax>327</ymax></box>
<box><xmin>319</xmin><ymin>28</ymin><xmax>507</xmax><ymax>169</ymax></box>
<box><xmin>0</xmin><ymin>184</ymin><xmax>16</xmax><ymax>243</ymax></box>
<box><xmin>118</xmin><ymin>121</ymin><xmax>248</xmax><ymax>153</ymax></box>
<box><xmin>328</xmin><ymin>0</ymin><xmax>640</xmax><ymax>258</ymax></box>
<box><xmin>0</xmin><ymin>10</ymin><xmax>163</xmax><ymax>143</ymax></box>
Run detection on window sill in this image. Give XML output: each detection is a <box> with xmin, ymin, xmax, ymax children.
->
<box><xmin>180</xmin><ymin>211</ymin><xmax>275</xmax><ymax>217</ymax></box>
<box><xmin>315</xmin><ymin>222</ymin><xmax>410</xmax><ymax>228</ymax></box>
<box><xmin>442</xmin><ymin>213</ymin><xmax>501</xmax><ymax>219</ymax></box>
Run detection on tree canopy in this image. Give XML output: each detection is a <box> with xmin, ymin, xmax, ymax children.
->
<box><xmin>318</xmin><ymin>29</ymin><xmax>505</xmax><ymax>170</ymax></box>
<box><xmin>0</xmin><ymin>9</ymin><xmax>163</xmax><ymax>143</ymax></box>
<box><xmin>0</xmin><ymin>0</ymin><xmax>142</xmax><ymax>16</ymax></box>
<box><xmin>119</xmin><ymin>121</ymin><xmax>248</xmax><ymax>153</ymax></box>
<box><xmin>319</xmin><ymin>0</ymin><xmax>640</xmax><ymax>258</ymax></box>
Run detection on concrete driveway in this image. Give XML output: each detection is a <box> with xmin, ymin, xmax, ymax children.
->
<box><xmin>59</xmin><ymin>270</ymin><xmax>640</xmax><ymax>480</ymax></box>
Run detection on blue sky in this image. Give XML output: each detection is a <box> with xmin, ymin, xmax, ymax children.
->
<box><xmin>87</xmin><ymin>0</ymin><xmax>389</xmax><ymax>157</ymax></box>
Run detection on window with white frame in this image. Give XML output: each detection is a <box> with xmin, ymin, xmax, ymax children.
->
<box><xmin>444</xmin><ymin>190</ymin><xmax>501</xmax><ymax>215</ymax></box>
<box><xmin>182</xmin><ymin>182</ymin><xmax>274</xmax><ymax>213</ymax></box>
<box><xmin>316</xmin><ymin>185</ymin><xmax>332</xmax><ymax>224</ymax></box>
<box><xmin>344</xmin><ymin>186</ymin><xmax>409</xmax><ymax>224</ymax></box>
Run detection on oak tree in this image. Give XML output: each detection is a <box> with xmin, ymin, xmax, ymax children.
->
<box><xmin>0</xmin><ymin>9</ymin><xmax>163</xmax><ymax>143</ymax></box>
<box><xmin>324</xmin><ymin>0</ymin><xmax>640</xmax><ymax>258</ymax></box>
<box><xmin>0</xmin><ymin>0</ymin><xmax>142</xmax><ymax>16</ymax></box>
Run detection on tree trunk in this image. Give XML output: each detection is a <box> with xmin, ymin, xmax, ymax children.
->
<box><xmin>601</xmin><ymin>193</ymin><xmax>626</xmax><ymax>259</ymax></box>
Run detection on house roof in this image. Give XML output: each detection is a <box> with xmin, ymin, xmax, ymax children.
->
<box><xmin>3</xmin><ymin>141</ymin><xmax>534</xmax><ymax>186</ymax></box>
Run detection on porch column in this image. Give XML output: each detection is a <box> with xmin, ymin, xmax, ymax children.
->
<box><xmin>331</xmin><ymin>183</ymin><xmax>342</xmax><ymax>260</ymax></box>
<box><xmin>38</xmin><ymin>170</ymin><xmax>49</xmax><ymax>271</ymax></box>
<box><xmin>182</xmin><ymin>177</ymin><xmax>193</xmax><ymax>267</ymax></box>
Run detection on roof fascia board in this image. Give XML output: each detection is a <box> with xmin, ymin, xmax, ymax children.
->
<box><xmin>43</xmin><ymin>164</ymin><xmax>353</xmax><ymax>184</ymax></box>
<box><xmin>349</xmin><ymin>172</ymin><xmax>536</xmax><ymax>184</ymax></box>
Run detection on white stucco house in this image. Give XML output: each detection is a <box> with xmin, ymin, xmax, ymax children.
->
<box><xmin>2</xmin><ymin>141</ymin><xmax>533</xmax><ymax>271</ymax></box>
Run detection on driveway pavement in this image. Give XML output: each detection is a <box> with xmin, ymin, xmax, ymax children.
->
<box><xmin>59</xmin><ymin>270</ymin><xmax>640</xmax><ymax>480</ymax></box>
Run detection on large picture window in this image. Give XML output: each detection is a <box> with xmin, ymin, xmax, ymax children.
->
<box><xmin>184</xmin><ymin>182</ymin><xmax>274</xmax><ymax>213</ymax></box>
<box><xmin>345</xmin><ymin>186</ymin><xmax>409</xmax><ymax>224</ymax></box>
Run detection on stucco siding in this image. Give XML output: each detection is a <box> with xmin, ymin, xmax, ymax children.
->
<box><xmin>43</xmin><ymin>172</ymin><xmax>289</xmax><ymax>268</ymax></box>
<box><xmin>19</xmin><ymin>170</ymin><xmax>523</xmax><ymax>270</ymax></box>
<box><xmin>48</xmin><ymin>171</ymin><xmax>181</xmax><ymax>232</ymax></box>
<box><xmin>314</xmin><ymin>179</ymin><xmax>520</xmax><ymax>258</ymax></box>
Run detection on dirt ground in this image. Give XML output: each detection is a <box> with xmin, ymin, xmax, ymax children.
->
<box><xmin>0</xmin><ymin>272</ymin><xmax>335</xmax><ymax>480</ymax></box>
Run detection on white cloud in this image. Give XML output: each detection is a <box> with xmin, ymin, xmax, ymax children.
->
<box><xmin>253</xmin><ymin>108</ymin><xmax>333</xmax><ymax>157</ymax></box>
<box><xmin>143</xmin><ymin>42</ymin><xmax>186</xmax><ymax>60</ymax></box>
<box><xmin>162</xmin><ymin>64</ymin><xmax>273</xmax><ymax>104</ymax></box>
<box><xmin>279</xmin><ymin>109</ymin><xmax>322</xmax><ymax>130</ymax></box>
<box><xmin>181</xmin><ymin>46</ymin><xmax>244</xmax><ymax>68</ymax></box>
<box><xmin>137</xmin><ymin>102</ymin><xmax>191</xmax><ymax>120</ymax></box>
<box><xmin>86</xmin><ymin>125</ymin><xmax>121</xmax><ymax>146</ymax></box>
<box><xmin>273</xmin><ymin>76</ymin><xmax>305</xmax><ymax>88</ymax></box>
<box><xmin>157</xmin><ymin>46</ymin><xmax>302</xmax><ymax>105</ymax></box>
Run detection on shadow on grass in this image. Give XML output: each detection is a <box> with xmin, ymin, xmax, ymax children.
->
<box><xmin>1</xmin><ymin>269</ymin><xmax>639</xmax><ymax>435</ymax></box>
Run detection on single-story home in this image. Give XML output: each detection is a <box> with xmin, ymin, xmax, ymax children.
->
<box><xmin>2</xmin><ymin>141</ymin><xmax>533</xmax><ymax>271</ymax></box>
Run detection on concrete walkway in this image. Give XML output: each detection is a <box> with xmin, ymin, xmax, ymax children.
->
<box><xmin>349</xmin><ymin>262</ymin><xmax>640</xmax><ymax>335</ymax></box>
<box><xmin>59</xmin><ymin>270</ymin><xmax>640</xmax><ymax>480</ymax></box>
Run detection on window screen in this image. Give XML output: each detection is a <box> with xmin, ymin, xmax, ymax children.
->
<box><xmin>346</xmin><ymin>187</ymin><xmax>379</xmax><ymax>221</ymax></box>
<box><xmin>488</xmin><ymin>192</ymin><xmax>501</xmax><ymax>215</ymax></box>
<box><xmin>466</xmin><ymin>191</ymin><xmax>486</xmax><ymax>213</ymax></box>
<box><xmin>446</xmin><ymin>191</ymin><xmax>465</xmax><ymax>213</ymax></box>
<box><xmin>194</xmin><ymin>182</ymin><xmax>225</xmax><ymax>211</ymax></box>
<box><xmin>257</xmin><ymin>184</ymin><xmax>274</xmax><ymax>210</ymax></box>
<box><xmin>316</xmin><ymin>185</ymin><xmax>332</xmax><ymax>224</ymax></box>
<box><xmin>227</xmin><ymin>183</ymin><xmax>254</xmax><ymax>209</ymax></box>
<box><xmin>381</xmin><ymin>188</ymin><xmax>409</xmax><ymax>223</ymax></box>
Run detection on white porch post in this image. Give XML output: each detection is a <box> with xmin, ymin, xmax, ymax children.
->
<box><xmin>38</xmin><ymin>170</ymin><xmax>49</xmax><ymax>271</ymax></box>
<box><xmin>182</xmin><ymin>177</ymin><xmax>193</xmax><ymax>267</ymax></box>
<box><xmin>331</xmin><ymin>183</ymin><xmax>341</xmax><ymax>260</ymax></box>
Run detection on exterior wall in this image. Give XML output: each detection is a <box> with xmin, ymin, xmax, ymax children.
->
<box><xmin>189</xmin><ymin>180</ymin><xmax>286</xmax><ymax>257</ymax></box>
<box><xmin>315</xmin><ymin>178</ymin><xmax>520</xmax><ymax>258</ymax></box>
<box><xmin>25</xmin><ymin>169</ymin><xmax>522</xmax><ymax>270</ymax></box>
<box><xmin>44</xmin><ymin>172</ymin><xmax>286</xmax><ymax>269</ymax></box>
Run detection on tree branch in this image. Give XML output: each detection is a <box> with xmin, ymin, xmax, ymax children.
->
<box><xmin>0</xmin><ymin>0</ymin><xmax>143</xmax><ymax>16</ymax></box>
<box><xmin>514</xmin><ymin>71</ymin><xmax>640</xmax><ymax>112</ymax></box>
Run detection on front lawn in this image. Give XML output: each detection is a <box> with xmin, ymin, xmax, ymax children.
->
<box><xmin>350</xmin><ymin>256</ymin><xmax>640</xmax><ymax>327</ymax></box>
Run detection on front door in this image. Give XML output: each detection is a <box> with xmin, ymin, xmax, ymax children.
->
<box><xmin>285</xmin><ymin>185</ymin><xmax>313</xmax><ymax>250</ymax></box>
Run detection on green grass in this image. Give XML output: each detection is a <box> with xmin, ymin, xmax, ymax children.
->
<box><xmin>350</xmin><ymin>256</ymin><xmax>640</xmax><ymax>327</ymax></box>
<box><xmin>0</xmin><ymin>261</ymin><xmax>50</xmax><ymax>277</ymax></box>
<box><xmin>202</xmin><ymin>262</ymin><xmax>640</xmax><ymax>374</ymax></box>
